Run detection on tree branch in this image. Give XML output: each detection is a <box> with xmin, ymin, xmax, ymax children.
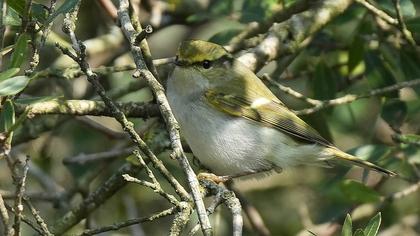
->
<box><xmin>117</xmin><ymin>1</ymin><xmax>212</xmax><ymax>234</ymax></box>
<box><xmin>237</xmin><ymin>0</ymin><xmax>354</xmax><ymax>72</ymax></box>
<box><xmin>15</xmin><ymin>99</ymin><xmax>160</xmax><ymax>118</ymax></box>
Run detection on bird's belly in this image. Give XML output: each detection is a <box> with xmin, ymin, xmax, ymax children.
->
<box><xmin>172</xmin><ymin>100</ymin><xmax>320</xmax><ymax>176</ymax></box>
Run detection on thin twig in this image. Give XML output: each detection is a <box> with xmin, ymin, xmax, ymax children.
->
<box><xmin>24</xmin><ymin>199</ymin><xmax>53</xmax><ymax>236</ymax></box>
<box><xmin>296</xmin><ymin>78</ymin><xmax>420</xmax><ymax>115</ymax></box>
<box><xmin>75</xmin><ymin>116</ymin><xmax>127</xmax><ymax>139</ymax></box>
<box><xmin>355</xmin><ymin>0</ymin><xmax>398</xmax><ymax>25</ymax></box>
<box><xmin>262</xmin><ymin>74</ymin><xmax>321</xmax><ymax>106</ymax></box>
<box><xmin>12</xmin><ymin>156</ymin><xmax>30</xmax><ymax>236</ymax></box>
<box><xmin>63</xmin><ymin>146</ymin><xmax>135</xmax><ymax>165</ymax></box>
<box><xmin>5</xmin><ymin>203</ymin><xmax>44</xmax><ymax>235</ymax></box>
<box><xmin>117</xmin><ymin>1</ymin><xmax>212</xmax><ymax>234</ymax></box>
<box><xmin>79</xmin><ymin>207</ymin><xmax>176</xmax><ymax>236</ymax></box>
<box><xmin>200</xmin><ymin>180</ymin><xmax>243</xmax><ymax>236</ymax></box>
<box><xmin>392</xmin><ymin>0</ymin><xmax>417</xmax><ymax>46</ymax></box>
<box><xmin>123</xmin><ymin>149</ymin><xmax>180</xmax><ymax>206</ymax></box>
<box><xmin>49</xmin><ymin>163</ymin><xmax>144</xmax><ymax>235</ymax></box>
<box><xmin>56</xmin><ymin>36</ymin><xmax>189</xmax><ymax>200</ymax></box>
<box><xmin>264</xmin><ymin>74</ymin><xmax>420</xmax><ymax>115</ymax></box>
<box><xmin>188</xmin><ymin>192</ymin><xmax>224</xmax><ymax>236</ymax></box>
<box><xmin>236</xmin><ymin>0</ymin><xmax>354</xmax><ymax>72</ymax></box>
<box><xmin>0</xmin><ymin>193</ymin><xmax>10</xmax><ymax>235</ymax></box>
<box><xmin>169</xmin><ymin>202</ymin><xmax>192</xmax><ymax>236</ymax></box>
<box><xmin>228</xmin><ymin>0</ymin><xmax>317</xmax><ymax>53</ymax></box>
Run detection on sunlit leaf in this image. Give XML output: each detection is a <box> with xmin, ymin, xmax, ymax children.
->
<box><xmin>341</xmin><ymin>214</ymin><xmax>352</xmax><ymax>236</ymax></box>
<box><xmin>340</xmin><ymin>180</ymin><xmax>381</xmax><ymax>203</ymax></box>
<box><xmin>0</xmin><ymin>68</ymin><xmax>20</xmax><ymax>82</ymax></box>
<box><xmin>4</xmin><ymin>6</ymin><xmax>22</xmax><ymax>26</ymax></box>
<box><xmin>0</xmin><ymin>76</ymin><xmax>31</xmax><ymax>96</ymax></box>
<box><xmin>9</xmin><ymin>33</ymin><xmax>29</xmax><ymax>69</ymax></box>
<box><xmin>364</xmin><ymin>212</ymin><xmax>381</xmax><ymax>236</ymax></box>
<box><xmin>354</xmin><ymin>229</ymin><xmax>366</xmax><ymax>236</ymax></box>
<box><xmin>6</xmin><ymin>0</ymin><xmax>25</xmax><ymax>16</ymax></box>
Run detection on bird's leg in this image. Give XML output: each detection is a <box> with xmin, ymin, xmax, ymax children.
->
<box><xmin>197</xmin><ymin>167</ymin><xmax>277</xmax><ymax>184</ymax></box>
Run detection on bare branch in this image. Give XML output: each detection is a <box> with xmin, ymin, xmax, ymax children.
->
<box><xmin>263</xmin><ymin>74</ymin><xmax>420</xmax><ymax>115</ymax></box>
<box><xmin>12</xmin><ymin>156</ymin><xmax>30</xmax><ymax>236</ymax></box>
<box><xmin>79</xmin><ymin>207</ymin><xmax>176</xmax><ymax>236</ymax></box>
<box><xmin>117</xmin><ymin>0</ymin><xmax>212</xmax><ymax>234</ymax></box>
<box><xmin>392</xmin><ymin>0</ymin><xmax>417</xmax><ymax>46</ymax></box>
<box><xmin>50</xmin><ymin>163</ymin><xmax>143</xmax><ymax>235</ymax></box>
<box><xmin>14</xmin><ymin>100</ymin><xmax>160</xmax><ymax>118</ymax></box>
<box><xmin>24</xmin><ymin>199</ymin><xmax>53</xmax><ymax>236</ymax></box>
<box><xmin>237</xmin><ymin>0</ymin><xmax>354</xmax><ymax>72</ymax></box>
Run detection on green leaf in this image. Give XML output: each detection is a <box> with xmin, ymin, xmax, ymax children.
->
<box><xmin>348</xmin><ymin>36</ymin><xmax>364</xmax><ymax>74</ymax></box>
<box><xmin>0</xmin><ymin>100</ymin><xmax>15</xmax><ymax>145</ymax></box>
<box><xmin>0</xmin><ymin>68</ymin><xmax>20</xmax><ymax>82</ymax></box>
<box><xmin>364</xmin><ymin>213</ymin><xmax>381</xmax><ymax>236</ymax></box>
<box><xmin>241</xmin><ymin>0</ymin><xmax>277</xmax><ymax>22</ymax></box>
<box><xmin>354</xmin><ymin>229</ymin><xmax>366</xmax><ymax>236</ymax></box>
<box><xmin>0</xmin><ymin>100</ymin><xmax>15</xmax><ymax>132</ymax></box>
<box><xmin>364</xmin><ymin>52</ymin><xmax>397</xmax><ymax>97</ymax></box>
<box><xmin>0</xmin><ymin>76</ymin><xmax>31</xmax><ymax>96</ymax></box>
<box><xmin>9</xmin><ymin>33</ymin><xmax>29</xmax><ymax>69</ymax></box>
<box><xmin>312</xmin><ymin>59</ymin><xmax>337</xmax><ymax>100</ymax></box>
<box><xmin>209</xmin><ymin>28</ymin><xmax>243</xmax><ymax>45</ymax></box>
<box><xmin>379</xmin><ymin>44</ymin><xmax>404</xmax><ymax>82</ymax></box>
<box><xmin>400</xmin><ymin>50</ymin><xmax>420</xmax><ymax>78</ymax></box>
<box><xmin>45</xmin><ymin>0</ymin><xmax>80</xmax><ymax>24</ymax></box>
<box><xmin>406</xmin><ymin>17</ymin><xmax>420</xmax><ymax>33</ymax></box>
<box><xmin>393</xmin><ymin>134</ymin><xmax>420</xmax><ymax>146</ymax></box>
<box><xmin>4</xmin><ymin>6</ymin><xmax>22</xmax><ymax>26</ymax></box>
<box><xmin>377</xmin><ymin>0</ymin><xmax>416</xmax><ymax>18</ymax></box>
<box><xmin>32</xmin><ymin>3</ymin><xmax>49</xmax><ymax>23</ymax></box>
<box><xmin>6</xmin><ymin>0</ymin><xmax>25</xmax><ymax>16</ymax></box>
<box><xmin>349</xmin><ymin>145</ymin><xmax>392</xmax><ymax>163</ymax></box>
<box><xmin>381</xmin><ymin>99</ymin><xmax>407</xmax><ymax>130</ymax></box>
<box><xmin>340</xmin><ymin>180</ymin><xmax>381</xmax><ymax>203</ymax></box>
<box><xmin>341</xmin><ymin>214</ymin><xmax>352</xmax><ymax>236</ymax></box>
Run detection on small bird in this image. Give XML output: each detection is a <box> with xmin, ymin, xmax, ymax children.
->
<box><xmin>166</xmin><ymin>40</ymin><xmax>396</xmax><ymax>180</ymax></box>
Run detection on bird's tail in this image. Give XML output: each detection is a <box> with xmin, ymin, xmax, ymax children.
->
<box><xmin>325</xmin><ymin>147</ymin><xmax>397</xmax><ymax>177</ymax></box>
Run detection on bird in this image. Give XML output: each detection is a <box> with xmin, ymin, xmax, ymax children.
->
<box><xmin>166</xmin><ymin>40</ymin><xmax>396</xmax><ymax>181</ymax></box>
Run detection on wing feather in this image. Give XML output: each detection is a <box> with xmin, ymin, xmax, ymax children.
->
<box><xmin>205</xmin><ymin>90</ymin><xmax>333</xmax><ymax>147</ymax></box>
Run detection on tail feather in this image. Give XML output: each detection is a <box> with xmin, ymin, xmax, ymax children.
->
<box><xmin>325</xmin><ymin>147</ymin><xmax>397</xmax><ymax>177</ymax></box>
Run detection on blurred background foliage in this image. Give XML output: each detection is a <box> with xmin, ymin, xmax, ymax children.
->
<box><xmin>0</xmin><ymin>0</ymin><xmax>420</xmax><ymax>235</ymax></box>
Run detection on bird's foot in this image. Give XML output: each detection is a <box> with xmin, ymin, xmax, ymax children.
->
<box><xmin>197</xmin><ymin>172</ymin><xmax>232</xmax><ymax>184</ymax></box>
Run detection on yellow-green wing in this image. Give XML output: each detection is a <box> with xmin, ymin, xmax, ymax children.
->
<box><xmin>204</xmin><ymin>89</ymin><xmax>333</xmax><ymax>147</ymax></box>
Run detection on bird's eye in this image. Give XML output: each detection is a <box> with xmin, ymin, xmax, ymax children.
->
<box><xmin>202</xmin><ymin>60</ymin><xmax>211</xmax><ymax>69</ymax></box>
